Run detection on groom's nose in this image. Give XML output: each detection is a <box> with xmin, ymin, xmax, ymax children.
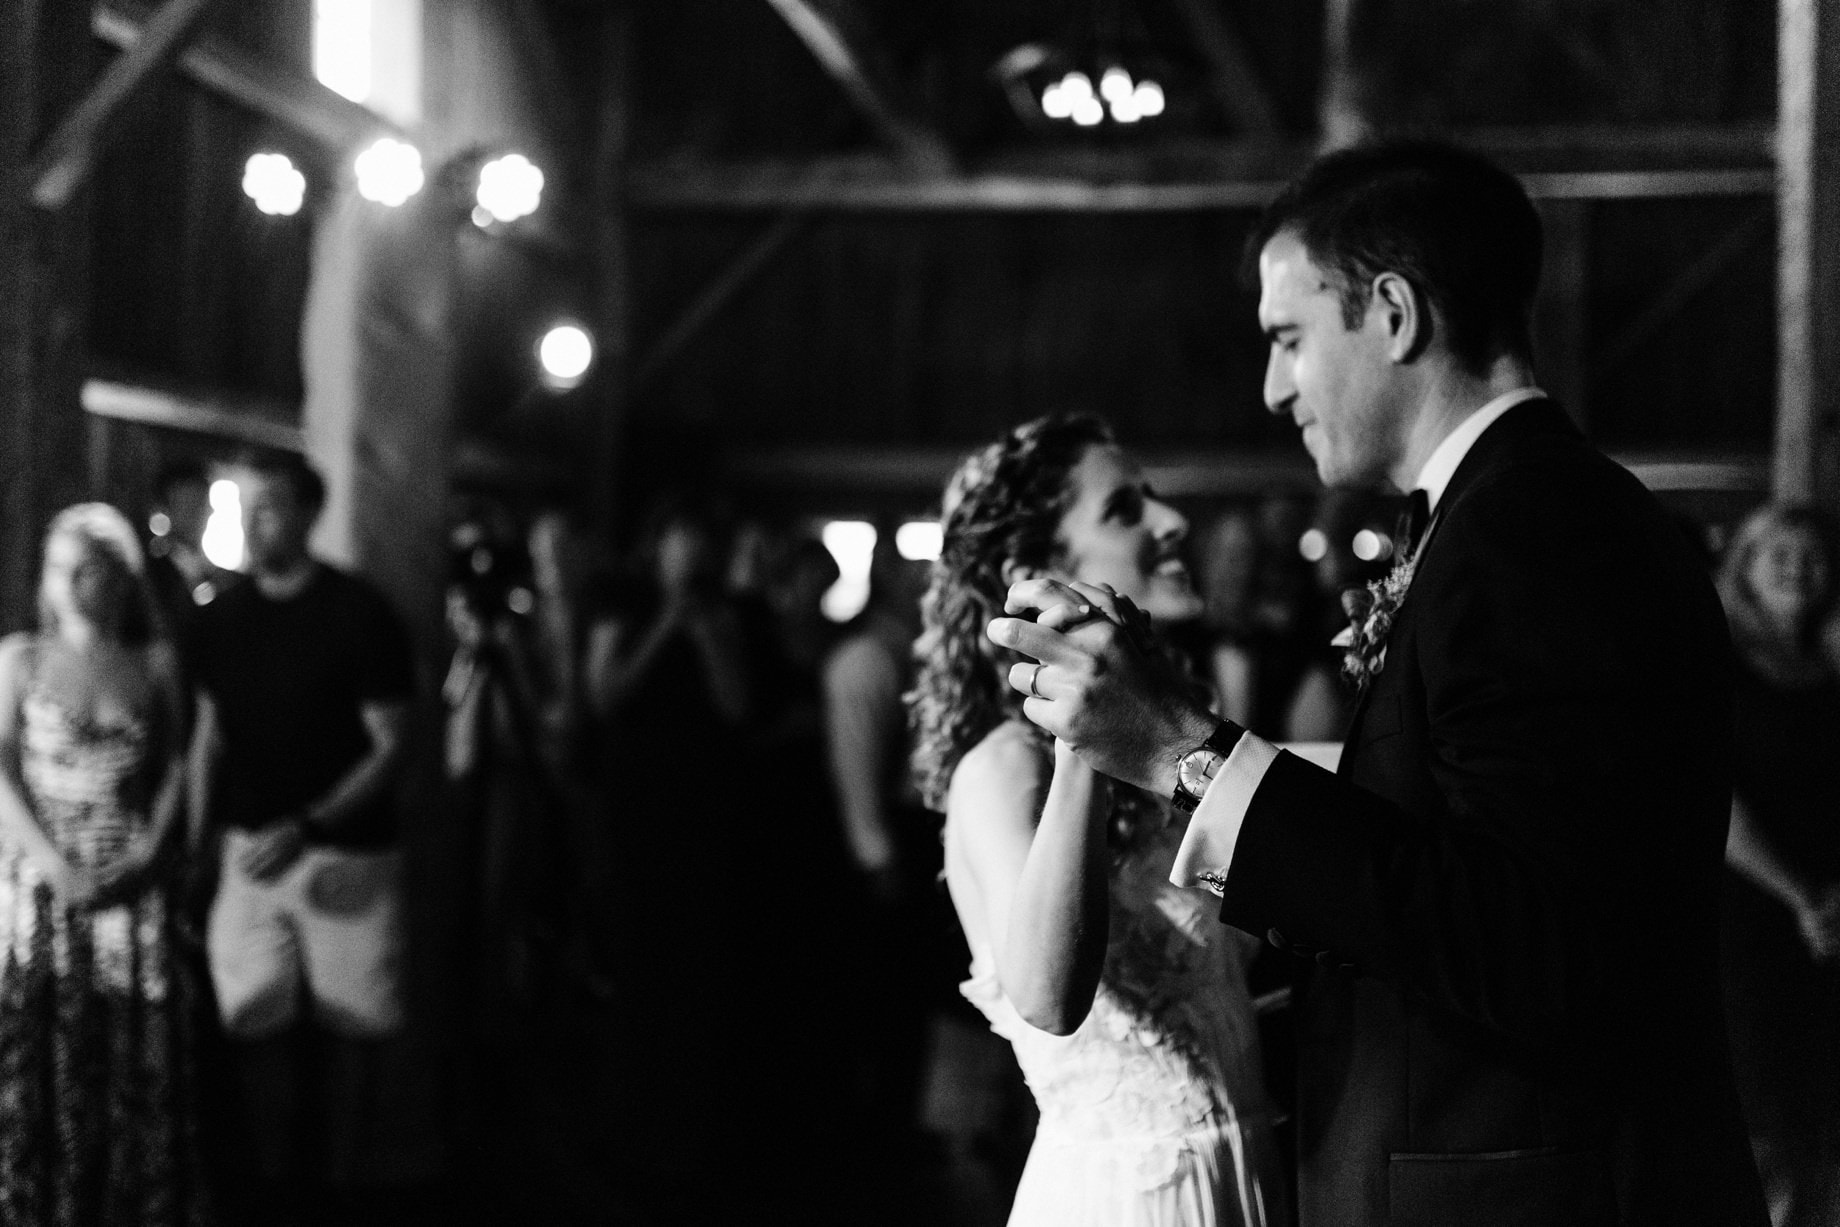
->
<box><xmin>1263</xmin><ymin>350</ymin><xmax>1295</xmax><ymax>415</ymax></box>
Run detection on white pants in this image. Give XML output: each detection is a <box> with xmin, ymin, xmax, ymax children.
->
<box><xmin>208</xmin><ymin>830</ymin><xmax>406</xmax><ymax>1038</ymax></box>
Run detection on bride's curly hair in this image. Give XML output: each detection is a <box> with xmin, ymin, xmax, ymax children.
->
<box><xmin>909</xmin><ymin>413</ymin><xmax>1179</xmax><ymax>853</ymax></box>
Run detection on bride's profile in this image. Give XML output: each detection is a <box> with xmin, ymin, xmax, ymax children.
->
<box><xmin>910</xmin><ymin>413</ymin><xmax>1285</xmax><ymax>1227</ymax></box>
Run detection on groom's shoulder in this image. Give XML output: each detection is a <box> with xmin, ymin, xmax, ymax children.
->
<box><xmin>1463</xmin><ymin>416</ymin><xmax>1660</xmax><ymax>526</ymax></box>
<box><xmin>1443</xmin><ymin>430</ymin><xmax>1720</xmax><ymax>623</ymax></box>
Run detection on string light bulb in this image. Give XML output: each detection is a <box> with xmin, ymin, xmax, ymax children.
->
<box><xmin>354</xmin><ymin>137</ymin><xmax>424</xmax><ymax>206</ymax></box>
<box><xmin>538</xmin><ymin>323</ymin><xmax>594</xmax><ymax>388</ymax></box>
<box><xmin>243</xmin><ymin>153</ymin><xmax>306</xmax><ymax>216</ymax></box>
<box><xmin>1039</xmin><ymin>66</ymin><xmax>1164</xmax><ymax>129</ymax></box>
<box><xmin>475</xmin><ymin>153</ymin><xmax>544</xmax><ymax>225</ymax></box>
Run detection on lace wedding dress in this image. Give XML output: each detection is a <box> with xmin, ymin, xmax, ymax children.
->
<box><xmin>960</xmin><ymin>822</ymin><xmax>1285</xmax><ymax>1227</ymax></box>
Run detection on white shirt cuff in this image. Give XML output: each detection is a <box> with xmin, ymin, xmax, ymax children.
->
<box><xmin>1169</xmin><ymin>731</ymin><xmax>1282</xmax><ymax>897</ymax></box>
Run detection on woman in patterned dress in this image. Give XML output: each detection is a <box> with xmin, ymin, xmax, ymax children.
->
<box><xmin>0</xmin><ymin>502</ymin><xmax>210</xmax><ymax>1226</ymax></box>
<box><xmin>911</xmin><ymin>416</ymin><xmax>1286</xmax><ymax>1227</ymax></box>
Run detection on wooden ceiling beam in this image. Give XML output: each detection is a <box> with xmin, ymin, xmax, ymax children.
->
<box><xmin>626</xmin><ymin>145</ymin><xmax>1774</xmax><ymax>214</ymax></box>
<box><xmin>81</xmin><ymin>378</ymin><xmax>304</xmax><ymax>451</ymax></box>
<box><xmin>29</xmin><ymin>0</ymin><xmax>223</xmax><ymax>209</ymax></box>
<box><xmin>763</xmin><ymin>0</ymin><xmax>954</xmax><ymax>172</ymax></box>
<box><xmin>634</xmin><ymin>211</ymin><xmax>811</xmax><ymax>392</ymax></box>
<box><xmin>1594</xmin><ymin>202</ymin><xmax>1773</xmax><ymax>378</ymax></box>
<box><xmin>629</xmin><ymin>164</ymin><xmax>1272</xmax><ymax>212</ymax></box>
<box><xmin>1168</xmin><ymin>0</ymin><xmax>1283</xmax><ymax>138</ymax></box>
<box><xmin>91</xmin><ymin>1</ymin><xmax>402</xmax><ymax>153</ymax></box>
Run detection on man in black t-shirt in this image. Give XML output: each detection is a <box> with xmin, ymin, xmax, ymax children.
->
<box><xmin>191</xmin><ymin>453</ymin><xmax>415</xmax><ymax>1205</ymax></box>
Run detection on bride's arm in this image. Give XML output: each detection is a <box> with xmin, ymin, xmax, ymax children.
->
<box><xmin>948</xmin><ymin>728</ymin><xmax>1111</xmax><ymax>1035</ymax></box>
<box><xmin>92</xmin><ymin>642</ymin><xmax>188</xmax><ymax>904</ymax></box>
<box><xmin>0</xmin><ymin>636</ymin><xmax>94</xmax><ymax>904</ymax></box>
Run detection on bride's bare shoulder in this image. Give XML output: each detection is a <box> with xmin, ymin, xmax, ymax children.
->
<box><xmin>946</xmin><ymin>721</ymin><xmax>1048</xmax><ymax>814</ymax></box>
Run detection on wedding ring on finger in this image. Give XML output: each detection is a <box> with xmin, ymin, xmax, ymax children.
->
<box><xmin>1028</xmin><ymin>662</ymin><xmax>1046</xmax><ymax>699</ymax></box>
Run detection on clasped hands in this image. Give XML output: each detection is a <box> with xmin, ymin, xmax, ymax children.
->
<box><xmin>988</xmin><ymin>578</ymin><xmax>1217</xmax><ymax>798</ymax></box>
<box><xmin>52</xmin><ymin>831</ymin><xmax>165</xmax><ymax>911</ymax></box>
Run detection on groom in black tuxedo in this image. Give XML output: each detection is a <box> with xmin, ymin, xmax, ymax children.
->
<box><xmin>994</xmin><ymin>141</ymin><xmax>1766</xmax><ymax>1226</ymax></box>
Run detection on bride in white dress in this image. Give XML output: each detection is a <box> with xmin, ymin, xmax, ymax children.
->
<box><xmin>910</xmin><ymin>415</ymin><xmax>1286</xmax><ymax>1227</ymax></box>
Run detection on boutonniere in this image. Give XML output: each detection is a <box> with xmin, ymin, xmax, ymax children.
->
<box><xmin>1331</xmin><ymin>554</ymin><xmax>1418</xmax><ymax>692</ymax></box>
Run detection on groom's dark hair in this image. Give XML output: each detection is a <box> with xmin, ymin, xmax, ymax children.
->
<box><xmin>1248</xmin><ymin>139</ymin><xmax>1543</xmax><ymax>376</ymax></box>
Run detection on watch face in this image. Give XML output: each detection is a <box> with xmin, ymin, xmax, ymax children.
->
<box><xmin>1178</xmin><ymin>748</ymin><xmax>1224</xmax><ymax>796</ymax></box>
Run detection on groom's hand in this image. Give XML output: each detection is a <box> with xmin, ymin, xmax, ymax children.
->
<box><xmin>989</xmin><ymin>578</ymin><xmax>1217</xmax><ymax>796</ymax></box>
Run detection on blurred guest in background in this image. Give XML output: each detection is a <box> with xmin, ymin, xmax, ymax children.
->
<box><xmin>1717</xmin><ymin>503</ymin><xmax>1840</xmax><ymax>1227</ymax></box>
<box><xmin>1187</xmin><ymin>502</ymin><xmax>1344</xmax><ymax>742</ymax></box>
<box><xmin>912</xmin><ymin>414</ymin><xmax>1283</xmax><ymax>1227</ymax></box>
<box><xmin>697</xmin><ymin>529</ymin><xmax>870</xmax><ymax>1201</ymax></box>
<box><xmin>583</xmin><ymin>499</ymin><xmax>750</xmax><ymax>738</ymax></box>
<box><xmin>190</xmin><ymin>454</ymin><xmax>415</xmax><ymax>1224</ymax></box>
<box><xmin>823</xmin><ymin>532</ymin><xmax>953</xmax><ymax>1158</ymax></box>
<box><xmin>145</xmin><ymin>458</ymin><xmax>238</xmax><ymax>657</ymax></box>
<box><xmin>0</xmin><ymin>503</ymin><xmax>208</xmax><ymax>1226</ymax></box>
<box><xmin>1187</xmin><ymin>507</ymin><xmax>1263</xmax><ymax>730</ymax></box>
<box><xmin>443</xmin><ymin>514</ymin><xmax>604</xmax><ymax>1002</ymax></box>
<box><xmin>580</xmin><ymin>497</ymin><xmax>754</xmax><ymax>1207</ymax></box>
<box><xmin>525</xmin><ymin>510</ymin><xmax>593</xmax><ymax>768</ymax></box>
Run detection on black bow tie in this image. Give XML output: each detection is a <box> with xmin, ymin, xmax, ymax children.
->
<box><xmin>1397</xmin><ymin>489</ymin><xmax>1432</xmax><ymax>560</ymax></box>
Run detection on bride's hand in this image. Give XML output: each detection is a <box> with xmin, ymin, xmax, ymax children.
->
<box><xmin>90</xmin><ymin>834</ymin><xmax>164</xmax><ymax>907</ymax></box>
<box><xmin>47</xmin><ymin>858</ymin><xmax>103</xmax><ymax>910</ymax></box>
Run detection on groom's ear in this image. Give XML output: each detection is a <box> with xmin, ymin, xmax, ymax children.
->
<box><xmin>1370</xmin><ymin>271</ymin><xmax>1431</xmax><ymax>364</ymax></box>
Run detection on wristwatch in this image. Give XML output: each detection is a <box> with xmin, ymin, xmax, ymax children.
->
<box><xmin>1171</xmin><ymin>722</ymin><xmax>1243</xmax><ymax>814</ymax></box>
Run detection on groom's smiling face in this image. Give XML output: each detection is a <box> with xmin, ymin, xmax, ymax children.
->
<box><xmin>1257</xmin><ymin>230</ymin><xmax>1407</xmax><ymax>490</ymax></box>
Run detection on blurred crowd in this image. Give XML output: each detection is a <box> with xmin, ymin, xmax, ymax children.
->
<box><xmin>3</xmin><ymin>446</ymin><xmax>1840</xmax><ymax>1227</ymax></box>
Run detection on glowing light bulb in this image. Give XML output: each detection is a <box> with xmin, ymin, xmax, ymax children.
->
<box><xmin>538</xmin><ymin>323</ymin><xmax>594</xmax><ymax>386</ymax></box>
<box><xmin>895</xmin><ymin>521</ymin><xmax>943</xmax><ymax>562</ymax></box>
<box><xmin>821</xmin><ymin>521</ymin><xmax>877</xmax><ymax>623</ymax></box>
<box><xmin>242</xmin><ymin>152</ymin><xmax>306</xmax><ymax>216</ymax></box>
<box><xmin>1133</xmin><ymin>80</ymin><xmax>1165</xmax><ymax>118</ymax></box>
<box><xmin>1062</xmin><ymin>72</ymin><xmax>1094</xmax><ymax>100</ymax></box>
<box><xmin>202</xmin><ymin>479</ymin><xmax>245</xmax><ymax>571</ymax></box>
<box><xmin>1110</xmin><ymin>96</ymin><xmax>1141</xmax><ymax>123</ymax></box>
<box><xmin>476</xmin><ymin>153</ymin><xmax>544</xmax><ymax>224</ymax></box>
<box><xmin>1041</xmin><ymin>82</ymin><xmax>1073</xmax><ymax>120</ymax></box>
<box><xmin>353</xmin><ymin>137</ymin><xmax>424</xmax><ymax>206</ymax></box>
<box><xmin>1099</xmin><ymin>66</ymin><xmax>1133</xmax><ymax>103</ymax></box>
<box><xmin>1352</xmin><ymin>529</ymin><xmax>1383</xmax><ymax>562</ymax></box>
<box><xmin>1072</xmin><ymin>96</ymin><xmax>1104</xmax><ymax>126</ymax></box>
<box><xmin>1298</xmin><ymin>528</ymin><xmax>1328</xmax><ymax>563</ymax></box>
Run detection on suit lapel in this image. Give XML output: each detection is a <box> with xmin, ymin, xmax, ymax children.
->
<box><xmin>1334</xmin><ymin>398</ymin><xmax>1574</xmax><ymax>777</ymax></box>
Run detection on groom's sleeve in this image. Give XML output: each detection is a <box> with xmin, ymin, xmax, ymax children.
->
<box><xmin>1169</xmin><ymin>731</ymin><xmax>1283</xmax><ymax>895</ymax></box>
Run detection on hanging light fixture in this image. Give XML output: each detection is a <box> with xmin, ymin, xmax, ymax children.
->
<box><xmin>992</xmin><ymin>0</ymin><xmax>1185</xmax><ymax>133</ymax></box>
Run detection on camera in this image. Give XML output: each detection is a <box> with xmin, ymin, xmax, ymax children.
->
<box><xmin>448</xmin><ymin>522</ymin><xmax>534</xmax><ymax>619</ymax></box>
